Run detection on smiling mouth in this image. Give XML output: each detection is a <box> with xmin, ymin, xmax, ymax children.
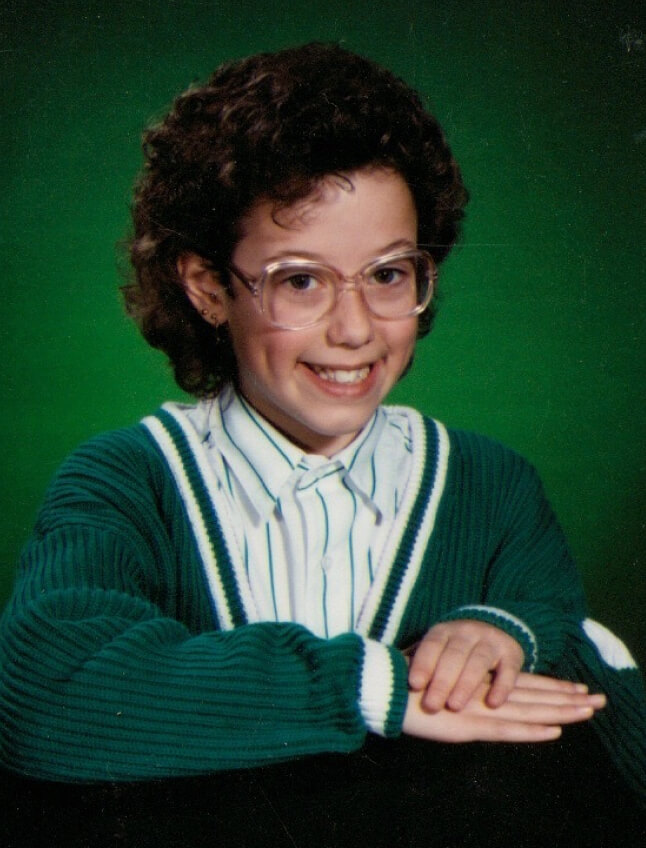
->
<box><xmin>308</xmin><ymin>364</ymin><xmax>372</xmax><ymax>384</ymax></box>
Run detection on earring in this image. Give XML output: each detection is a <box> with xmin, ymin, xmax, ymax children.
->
<box><xmin>200</xmin><ymin>307</ymin><xmax>220</xmax><ymax>324</ymax></box>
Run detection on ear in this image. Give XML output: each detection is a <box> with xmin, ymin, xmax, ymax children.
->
<box><xmin>177</xmin><ymin>252</ymin><xmax>229</xmax><ymax>326</ymax></box>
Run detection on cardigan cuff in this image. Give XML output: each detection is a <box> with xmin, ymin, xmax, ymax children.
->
<box><xmin>359</xmin><ymin>639</ymin><xmax>408</xmax><ymax>737</ymax></box>
<box><xmin>439</xmin><ymin>605</ymin><xmax>538</xmax><ymax>672</ymax></box>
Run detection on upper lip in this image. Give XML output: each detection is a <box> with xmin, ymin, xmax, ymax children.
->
<box><xmin>304</xmin><ymin>361</ymin><xmax>377</xmax><ymax>370</ymax></box>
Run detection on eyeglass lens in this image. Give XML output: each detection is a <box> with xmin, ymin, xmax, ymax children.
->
<box><xmin>263</xmin><ymin>254</ymin><xmax>433</xmax><ymax>329</ymax></box>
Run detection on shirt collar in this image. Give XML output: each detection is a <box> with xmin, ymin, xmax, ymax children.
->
<box><xmin>205</xmin><ymin>386</ymin><xmax>388</xmax><ymax>522</ymax></box>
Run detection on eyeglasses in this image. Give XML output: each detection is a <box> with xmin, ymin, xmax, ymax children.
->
<box><xmin>227</xmin><ymin>249</ymin><xmax>436</xmax><ymax>330</ymax></box>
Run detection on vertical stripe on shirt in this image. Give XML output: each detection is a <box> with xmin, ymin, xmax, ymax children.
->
<box><xmin>179</xmin><ymin>387</ymin><xmax>418</xmax><ymax>640</ymax></box>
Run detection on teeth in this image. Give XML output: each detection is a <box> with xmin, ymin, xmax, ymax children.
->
<box><xmin>311</xmin><ymin>365</ymin><xmax>370</xmax><ymax>383</ymax></box>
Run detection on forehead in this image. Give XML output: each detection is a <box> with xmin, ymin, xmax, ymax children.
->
<box><xmin>233</xmin><ymin>168</ymin><xmax>418</xmax><ymax>267</ymax></box>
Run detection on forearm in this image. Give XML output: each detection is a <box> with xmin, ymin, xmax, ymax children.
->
<box><xmin>0</xmin><ymin>589</ymin><xmax>372</xmax><ymax>782</ymax></box>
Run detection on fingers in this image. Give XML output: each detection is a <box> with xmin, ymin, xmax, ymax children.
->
<box><xmin>423</xmin><ymin>641</ymin><xmax>494</xmax><ymax>712</ymax></box>
<box><xmin>506</xmin><ymin>682</ymin><xmax>606</xmax><ymax>709</ymax></box>
<box><xmin>402</xmin><ymin>691</ymin><xmax>564</xmax><ymax>743</ymax></box>
<box><xmin>407</xmin><ymin>630</ymin><xmax>446</xmax><ymax>691</ymax></box>
<box><xmin>431</xmin><ymin>644</ymin><xmax>501</xmax><ymax>712</ymax></box>
<box><xmin>402</xmin><ymin>682</ymin><xmax>606</xmax><ymax>745</ymax></box>
<box><xmin>457</xmin><ymin>718</ymin><xmax>564</xmax><ymax>744</ymax></box>
<box><xmin>488</xmin><ymin>695</ymin><xmax>602</xmax><ymax>727</ymax></box>
<box><xmin>408</xmin><ymin>622</ymin><xmax>523</xmax><ymax>712</ymax></box>
<box><xmin>486</xmin><ymin>659</ymin><xmax>519</xmax><ymax>708</ymax></box>
<box><xmin>515</xmin><ymin>672</ymin><xmax>589</xmax><ymax>693</ymax></box>
<box><xmin>405</xmin><ymin>622</ymin><xmax>598</xmax><ymax>717</ymax></box>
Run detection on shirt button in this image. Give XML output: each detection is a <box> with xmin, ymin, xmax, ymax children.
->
<box><xmin>321</xmin><ymin>554</ymin><xmax>334</xmax><ymax>573</ymax></box>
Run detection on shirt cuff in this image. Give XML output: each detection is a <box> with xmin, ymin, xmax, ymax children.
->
<box><xmin>359</xmin><ymin>639</ymin><xmax>408</xmax><ymax>737</ymax></box>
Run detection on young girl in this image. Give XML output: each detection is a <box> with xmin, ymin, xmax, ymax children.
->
<box><xmin>1</xmin><ymin>42</ymin><xmax>644</xmax><ymax>845</ymax></box>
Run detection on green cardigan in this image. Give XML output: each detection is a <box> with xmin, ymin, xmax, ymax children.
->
<box><xmin>1</xmin><ymin>405</ymin><xmax>644</xmax><ymax>801</ymax></box>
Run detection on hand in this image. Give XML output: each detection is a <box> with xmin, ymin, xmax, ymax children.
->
<box><xmin>402</xmin><ymin>672</ymin><xmax>606</xmax><ymax>744</ymax></box>
<box><xmin>407</xmin><ymin>620</ymin><xmax>525</xmax><ymax>712</ymax></box>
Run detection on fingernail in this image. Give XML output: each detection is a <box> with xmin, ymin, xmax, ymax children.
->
<box><xmin>543</xmin><ymin>726</ymin><xmax>562</xmax><ymax>739</ymax></box>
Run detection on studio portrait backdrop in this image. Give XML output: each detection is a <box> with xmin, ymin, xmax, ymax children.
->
<box><xmin>1</xmin><ymin>0</ymin><xmax>644</xmax><ymax>666</ymax></box>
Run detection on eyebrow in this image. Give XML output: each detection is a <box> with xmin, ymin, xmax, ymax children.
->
<box><xmin>259</xmin><ymin>239</ymin><xmax>418</xmax><ymax>265</ymax></box>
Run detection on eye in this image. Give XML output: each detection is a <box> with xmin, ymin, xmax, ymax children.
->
<box><xmin>281</xmin><ymin>273</ymin><xmax>320</xmax><ymax>292</ymax></box>
<box><xmin>369</xmin><ymin>263</ymin><xmax>410</xmax><ymax>286</ymax></box>
<box><xmin>269</xmin><ymin>266</ymin><xmax>325</xmax><ymax>295</ymax></box>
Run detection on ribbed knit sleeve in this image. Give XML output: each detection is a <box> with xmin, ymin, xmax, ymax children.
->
<box><xmin>410</xmin><ymin>430</ymin><xmax>588</xmax><ymax>673</ymax></box>
<box><xmin>391</xmin><ymin>425</ymin><xmax>645</xmax><ymax>802</ymax></box>
<box><xmin>558</xmin><ymin>619</ymin><xmax>646</xmax><ymax>802</ymax></box>
<box><xmin>473</xmin><ymin>436</ymin><xmax>586</xmax><ymax>671</ymax></box>
<box><xmin>0</xmin><ymin>429</ymin><xmax>369</xmax><ymax>782</ymax></box>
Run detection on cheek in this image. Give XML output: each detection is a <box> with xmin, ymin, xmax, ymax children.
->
<box><xmin>387</xmin><ymin>326</ymin><xmax>418</xmax><ymax>385</ymax></box>
<box><xmin>389</xmin><ymin>322</ymin><xmax>418</xmax><ymax>365</ymax></box>
<box><xmin>230</xmin><ymin>325</ymin><xmax>300</xmax><ymax>382</ymax></box>
<box><xmin>225</xmin><ymin>305</ymin><xmax>270</xmax><ymax>369</ymax></box>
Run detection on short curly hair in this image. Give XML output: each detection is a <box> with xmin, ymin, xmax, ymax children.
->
<box><xmin>124</xmin><ymin>42</ymin><xmax>468</xmax><ymax>397</ymax></box>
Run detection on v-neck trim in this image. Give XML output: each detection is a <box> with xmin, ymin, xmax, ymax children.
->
<box><xmin>142</xmin><ymin>402</ymin><xmax>450</xmax><ymax>643</ymax></box>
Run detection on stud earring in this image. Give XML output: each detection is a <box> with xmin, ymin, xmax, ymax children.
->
<box><xmin>200</xmin><ymin>307</ymin><xmax>220</xmax><ymax>324</ymax></box>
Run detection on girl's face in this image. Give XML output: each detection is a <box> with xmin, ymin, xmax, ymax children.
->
<box><xmin>186</xmin><ymin>168</ymin><xmax>420</xmax><ymax>456</ymax></box>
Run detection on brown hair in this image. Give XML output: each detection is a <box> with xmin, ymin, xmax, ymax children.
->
<box><xmin>124</xmin><ymin>42</ymin><xmax>468</xmax><ymax>396</ymax></box>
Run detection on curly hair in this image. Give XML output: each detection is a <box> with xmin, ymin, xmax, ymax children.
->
<box><xmin>124</xmin><ymin>42</ymin><xmax>468</xmax><ymax>397</ymax></box>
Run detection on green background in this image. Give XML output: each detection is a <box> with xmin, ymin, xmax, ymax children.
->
<box><xmin>2</xmin><ymin>1</ymin><xmax>645</xmax><ymax>665</ymax></box>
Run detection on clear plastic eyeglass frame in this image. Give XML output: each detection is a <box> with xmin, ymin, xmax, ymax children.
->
<box><xmin>227</xmin><ymin>248</ymin><xmax>437</xmax><ymax>331</ymax></box>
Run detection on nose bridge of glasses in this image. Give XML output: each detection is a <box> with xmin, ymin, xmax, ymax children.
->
<box><xmin>331</xmin><ymin>271</ymin><xmax>382</xmax><ymax>318</ymax></box>
<box><xmin>326</xmin><ymin>272</ymin><xmax>375</xmax><ymax>339</ymax></box>
<box><xmin>335</xmin><ymin>270</ymin><xmax>366</xmax><ymax>295</ymax></box>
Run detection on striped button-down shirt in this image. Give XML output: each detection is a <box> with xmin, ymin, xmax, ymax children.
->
<box><xmin>185</xmin><ymin>386</ymin><xmax>414</xmax><ymax>641</ymax></box>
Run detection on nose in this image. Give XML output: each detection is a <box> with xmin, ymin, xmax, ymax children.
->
<box><xmin>325</xmin><ymin>285</ymin><xmax>375</xmax><ymax>347</ymax></box>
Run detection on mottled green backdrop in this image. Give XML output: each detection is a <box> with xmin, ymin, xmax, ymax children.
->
<box><xmin>2</xmin><ymin>0</ymin><xmax>644</xmax><ymax>663</ymax></box>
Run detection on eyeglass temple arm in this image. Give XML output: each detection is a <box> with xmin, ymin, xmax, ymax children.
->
<box><xmin>227</xmin><ymin>263</ymin><xmax>260</xmax><ymax>295</ymax></box>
